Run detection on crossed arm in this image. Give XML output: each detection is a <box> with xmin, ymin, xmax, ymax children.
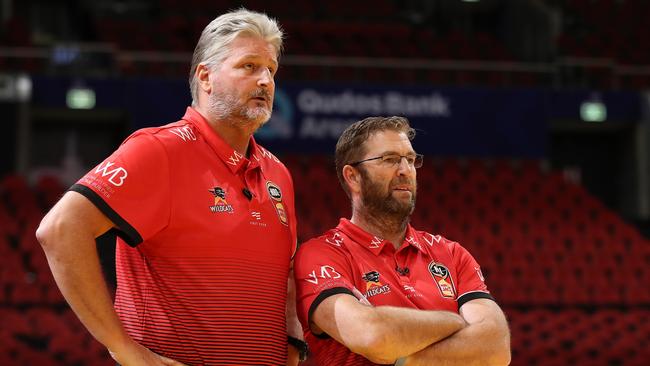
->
<box><xmin>311</xmin><ymin>293</ymin><xmax>510</xmax><ymax>365</ymax></box>
<box><xmin>401</xmin><ymin>298</ymin><xmax>511</xmax><ymax>366</ymax></box>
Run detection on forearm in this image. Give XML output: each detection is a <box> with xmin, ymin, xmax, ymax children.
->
<box><xmin>286</xmin><ymin>269</ymin><xmax>302</xmax><ymax>366</ymax></box>
<box><xmin>37</xmin><ymin>201</ymin><xmax>131</xmax><ymax>352</ymax></box>
<box><xmin>352</xmin><ymin>306</ymin><xmax>465</xmax><ymax>363</ymax></box>
<box><xmin>286</xmin><ymin>269</ymin><xmax>303</xmax><ymax>339</ymax></box>
<box><xmin>403</xmin><ymin>314</ymin><xmax>510</xmax><ymax>366</ymax></box>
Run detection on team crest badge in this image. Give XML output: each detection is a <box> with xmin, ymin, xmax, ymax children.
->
<box><xmin>362</xmin><ymin>270</ymin><xmax>391</xmax><ymax>298</ymax></box>
<box><xmin>267</xmin><ymin>181</ymin><xmax>288</xmax><ymax>225</ymax></box>
<box><xmin>428</xmin><ymin>262</ymin><xmax>456</xmax><ymax>298</ymax></box>
<box><xmin>208</xmin><ymin>187</ymin><xmax>234</xmax><ymax>213</ymax></box>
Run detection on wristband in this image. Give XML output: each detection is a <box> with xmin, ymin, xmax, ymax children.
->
<box><xmin>288</xmin><ymin>335</ymin><xmax>309</xmax><ymax>362</ymax></box>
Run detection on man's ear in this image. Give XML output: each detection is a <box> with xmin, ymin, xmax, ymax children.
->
<box><xmin>343</xmin><ymin>165</ymin><xmax>361</xmax><ymax>194</ymax></box>
<box><xmin>196</xmin><ymin>64</ymin><xmax>212</xmax><ymax>94</ymax></box>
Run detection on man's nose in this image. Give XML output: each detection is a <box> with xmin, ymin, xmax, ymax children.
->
<box><xmin>257</xmin><ymin>68</ymin><xmax>272</xmax><ymax>87</ymax></box>
<box><xmin>396</xmin><ymin>157</ymin><xmax>413</xmax><ymax>176</ymax></box>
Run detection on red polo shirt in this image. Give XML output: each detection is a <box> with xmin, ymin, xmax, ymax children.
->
<box><xmin>71</xmin><ymin>107</ymin><xmax>297</xmax><ymax>365</ymax></box>
<box><xmin>294</xmin><ymin>219</ymin><xmax>493</xmax><ymax>366</ymax></box>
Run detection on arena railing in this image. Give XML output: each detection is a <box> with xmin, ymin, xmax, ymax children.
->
<box><xmin>1</xmin><ymin>45</ymin><xmax>650</xmax><ymax>89</ymax></box>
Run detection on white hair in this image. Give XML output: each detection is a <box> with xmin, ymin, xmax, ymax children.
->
<box><xmin>189</xmin><ymin>8</ymin><xmax>284</xmax><ymax>105</ymax></box>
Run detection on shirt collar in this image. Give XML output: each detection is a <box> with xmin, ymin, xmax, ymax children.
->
<box><xmin>182</xmin><ymin>107</ymin><xmax>261</xmax><ymax>174</ymax></box>
<box><xmin>336</xmin><ymin>218</ymin><xmax>425</xmax><ymax>255</ymax></box>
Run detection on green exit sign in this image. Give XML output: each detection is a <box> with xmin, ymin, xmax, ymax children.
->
<box><xmin>66</xmin><ymin>87</ymin><xmax>96</xmax><ymax>109</ymax></box>
<box><xmin>580</xmin><ymin>101</ymin><xmax>606</xmax><ymax>122</ymax></box>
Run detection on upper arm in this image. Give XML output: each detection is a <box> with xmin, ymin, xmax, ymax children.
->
<box><xmin>293</xmin><ymin>238</ymin><xmax>360</xmax><ymax>334</ymax></box>
<box><xmin>37</xmin><ymin>191</ymin><xmax>116</xmax><ymax>246</ymax></box>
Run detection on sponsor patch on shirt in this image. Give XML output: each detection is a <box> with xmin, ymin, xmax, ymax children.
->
<box><xmin>428</xmin><ymin>262</ymin><xmax>456</xmax><ymax>299</ymax></box>
<box><xmin>267</xmin><ymin>181</ymin><xmax>288</xmax><ymax>225</ymax></box>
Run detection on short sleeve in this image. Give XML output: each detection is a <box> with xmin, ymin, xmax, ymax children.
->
<box><xmin>70</xmin><ymin>132</ymin><xmax>170</xmax><ymax>246</ymax></box>
<box><xmin>294</xmin><ymin>238</ymin><xmax>358</xmax><ymax>330</ymax></box>
<box><xmin>450</xmin><ymin>242</ymin><xmax>495</xmax><ymax>308</ymax></box>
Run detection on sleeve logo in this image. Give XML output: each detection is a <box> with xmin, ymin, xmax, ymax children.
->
<box><xmin>475</xmin><ymin>266</ymin><xmax>486</xmax><ymax>282</ymax></box>
<box><xmin>94</xmin><ymin>161</ymin><xmax>128</xmax><ymax>186</ymax></box>
<box><xmin>305</xmin><ymin>265</ymin><xmax>341</xmax><ymax>285</ymax></box>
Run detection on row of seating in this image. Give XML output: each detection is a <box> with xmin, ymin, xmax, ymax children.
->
<box><xmin>507</xmin><ymin>308</ymin><xmax>650</xmax><ymax>366</ymax></box>
<box><xmin>0</xmin><ymin>307</ymin><xmax>113</xmax><ymax>365</ymax></box>
<box><xmin>2</xmin><ymin>306</ymin><xmax>648</xmax><ymax>366</ymax></box>
<box><xmin>1</xmin><ymin>158</ymin><xmax>649</xmax><ymax>365</ymax></box>
<box><xmin>560</xmin><ymin>0</ymin><xmax>650</xmax><ymax>64</ymax></box>
<box><xmin>6</xmin><ymin>0</ymin><xmax>649</xmax><ymax>89</ymax></box>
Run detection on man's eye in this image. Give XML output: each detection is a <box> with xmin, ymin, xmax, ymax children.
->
<box><xmin>244</xmin><ymin>63</ymin><xmax>254</xmax><ymax>70</ymax></box>
<box><xmin>382</xmin><ymin>155</ymin><xmax>401</xmax><ymax>165</ymax></box>
<box><xmin>406</xmin><ymin>156</ymin><xmax>416</xmax><ymax>165</ymax></box>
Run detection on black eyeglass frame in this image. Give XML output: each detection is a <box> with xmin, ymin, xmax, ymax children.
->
<box><xmin>348</xmin><ymin>153</ymin><xmax>424</xmax><ymax>169</ymax></box>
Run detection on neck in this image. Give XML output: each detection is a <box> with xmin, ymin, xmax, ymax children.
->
<box><xmin>195</xmin><ymin>105</ymin><xmax>252</xmax><ymax>156</ymax></box>
<box><xmin>350</xmin><ymin>207</ymin><xmax>409</xmax><ymax>250</ymax></box>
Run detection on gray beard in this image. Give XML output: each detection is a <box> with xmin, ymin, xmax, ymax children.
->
<box><xmin>208</xmin><ymin>89</ymin><xmax>272</xmax><ymax>128</ymax></box>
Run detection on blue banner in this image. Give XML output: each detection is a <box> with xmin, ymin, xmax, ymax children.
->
<box><xmin>30</xmin><ymin>77</ymin><xmax>641</xmax><ymax>158</ymax></box>
<box><xmin>258</xmin><ymin>83</ymin><xmax>548</xmax><ymax>157</ymax></box>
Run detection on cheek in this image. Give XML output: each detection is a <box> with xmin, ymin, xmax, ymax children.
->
<box><xmin>376</xmin><ymin>175</ymin><xmax>393</xmax><ymax>192</ymax></box>
<box><xmin>213</xmin><ymin>77</ymin><xmax>234</xmax><ymax>93</ymax></box>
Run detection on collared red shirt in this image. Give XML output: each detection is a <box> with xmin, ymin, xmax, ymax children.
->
<box><xmin>294</xmin><ymin>218</ymin><xmax>493</xmax><ymax>366</ymax></box>
<box><xmin>72</xmin><ymin>107</ymin><xmax>297</xmax><ymax>365</ymax></box>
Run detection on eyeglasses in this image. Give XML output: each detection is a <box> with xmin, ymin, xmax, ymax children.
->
<box><xmin>349</xmin><ymin>153</ymin><xmax>424</xmax><ymax>169</ymax></box>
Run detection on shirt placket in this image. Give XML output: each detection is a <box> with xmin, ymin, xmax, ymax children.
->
<box><xmin>242</xmin><ymin>165</ymin><xmax>261</xmax><ymax>210</ymax></box>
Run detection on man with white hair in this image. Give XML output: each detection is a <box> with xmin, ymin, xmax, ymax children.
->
<box><xmin>37</xmin><ymin>9</ymin><xmax>304</xmax><ymax>365</ymax></box>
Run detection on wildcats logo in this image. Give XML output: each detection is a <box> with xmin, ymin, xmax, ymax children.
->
<box><xmin>208</xmin><ymin>187</ymin><xmax>234</xmax><ymax>213</ymax></box>
<box><xmin>428</xmin><ymin>262</ymin><xmax>456</xmax><ymax>299</ymax></box>
<box><xmin>362</xmin><ymin>270</ymin><xmax>391</xmax><ymax>298</ymax></box>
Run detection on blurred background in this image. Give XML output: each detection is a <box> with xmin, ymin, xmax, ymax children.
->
<box><xmin>1</xmin><ymin>0</ymin><xmax>649</xmax><ymax>365</ymax></box>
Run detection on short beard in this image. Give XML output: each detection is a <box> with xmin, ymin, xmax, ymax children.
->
<box><xmin>358</xmin><ymin>167</ymin><xmax>416</xmax><ymax>232</ymax></box>
<box><xmin>208</xmin><ymin>88</ymin><xmax>272</xmax><ymax>130</ymax></box>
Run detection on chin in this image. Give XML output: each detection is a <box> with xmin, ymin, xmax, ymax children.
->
<box><xmin>253</xmin><ymin>114</ymin><xmax>271</xmax><ymax>128</ymax></box>
<box><xmin>239</xmin><ymin>109</ymin><xmax>270</xmax><ymax>127</ymax></box>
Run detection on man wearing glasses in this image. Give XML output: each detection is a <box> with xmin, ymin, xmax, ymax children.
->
<box><xmin>293</xmin><ymin>116</ymin><xmax>511</xmax><ymax>365</ymax></box>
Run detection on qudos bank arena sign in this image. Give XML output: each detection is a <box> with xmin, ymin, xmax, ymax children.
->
<box><xmin>257</xmin><ymin>83</ymin><xmax>546</xmax><ymax>157</ymax></box>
